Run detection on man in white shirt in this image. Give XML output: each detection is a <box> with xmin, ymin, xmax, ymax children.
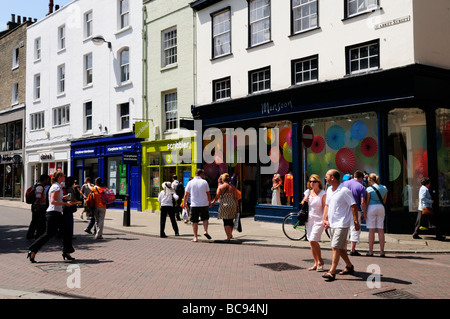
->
<box><xmin>322</xmin><ymin>169</ymin><xmax>360</xmax><ymax>281</ymax></box>
<box><xmin>183</xmin><ymin>169</ymin><xmax>212</xmax><ymax>242</ymax></box>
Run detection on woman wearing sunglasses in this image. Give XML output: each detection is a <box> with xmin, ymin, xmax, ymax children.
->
<box><xmin>301</xmin><ymin>174</ymin><xmax>326</xmax><ymax>271</ymax></box>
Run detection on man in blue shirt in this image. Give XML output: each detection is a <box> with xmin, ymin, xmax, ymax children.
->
<box><xmin>343</xmin><ymin>170</ymin><xmax>367</xmax><ymax>256</ymax></box>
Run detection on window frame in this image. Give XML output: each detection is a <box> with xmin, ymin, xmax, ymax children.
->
<box><xmin>11</xmin><ymin>83</ymin><xmax>19</xmax><ymax>105</ymax></box>
<box><xmin>57</xmin><ymin>64</ymin><xmax>66</xmax><ymax>95</ymax></box>
<box><xmin>161</xmin><ymin>27</ymin><xmax>177</xmax><ymax>68</ymax></box>
<box><xmin>211</xmin><ymin>7</ymin><xmax>231</xmax><ymax>59</ymax></box>
<box><xmin>34</xmin><ymin>38</ymin><xmax>41</xmax><ymax>61</ymax></box>
<box><xmin>30</xmin><ymin>112</ymin><xmax>45</xmax><ymax>132</ymax></box>
<box><xmin>84</xmin><ymin>53</ymin><xmax>93</xmax><ymax>86</ymax></box>
<box><xmin>12</xmin><ymin>46</ymin><xmax>19</xmax><ymax>69</ymax></box>
<box><xmin>346</xmin><ymin>39</ymin><xmax>380</xmax><ymax>75</ymax></box>
<box><xmin>163</xmin><ymin>91</ymin><xmax>178</xmax><ymax>132</ymax></box>
<box><xmin>345</xmin><ymin>0</ymin><xmax>379</xmax><ymax>19</ymax></box>
<box><xmin>119</xmin><ymin>48</ymin><xmax>130</xmax><ymax>83</ymax></box>
<box><xmin>58</xmin><ymin>25</ymin><xmax>66</xmax><ymax>51</ymax></box>
<box><xmin>84</xmin><ymin>10</ymin><xmax>93</xmax><ymax>39</ymax></box>
<box><xmin>248</xmin><ymin>66</ymin><xmax>271</xmax><ymax>94</ymax></box>
<box><xmin>84</xmin><ymin>101</ymin><xmax>93</xmax><ymax>132</ymax></box>
<box><xmin>52</xmin><ymin>105</ymin><xmax>70</xmax><ymax>127</ymax></box>
<box><xmin>34</xmin><ymin>74</ymin><xmax>41</xmax><ymax>101</ymax></box>
<box><xmin>248</xmin><ymin>0</ymin><xmax>271</xmax><ymax>47</ymax></box>
<box><xmin>119</xmin><ymin>0</ymin><xmax>130</xmax><ymax>30</ymax></box>
<box><xmin>291</xmin><ymin>55</ymin><xmax>319</xmax><ymax>85</ymax></box>
<box><xmin>291</xmin><ymin>0</ymin><xmax>319</xmax><ymax>35</ymax></box>
<box><xmin>213</xmin><ymin>77</ymin><xmax>231</xmax><ymax>101</ymax></box>
<box><xmin>119</xmin><ymin>102</ymin><xmax>130</xmax><ymax>130</ymax></box>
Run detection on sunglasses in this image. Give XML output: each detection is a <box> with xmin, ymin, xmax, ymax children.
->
<box><xmin>309</xmin><ymin>180</ymin><xmax>319</xmax><ymax>183</ymax></box>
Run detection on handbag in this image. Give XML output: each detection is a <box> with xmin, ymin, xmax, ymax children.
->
<box><xmin>296</xmin><ymin>201</ymin><xmax>309</xmax><ymax>225</ymax></box>
<box><xmin>422</xmin><ymin>207</ymin><xmax>433</xmax><ymax>215</ymax></box>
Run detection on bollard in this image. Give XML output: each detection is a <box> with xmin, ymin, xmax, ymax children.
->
<box><xmin>123</xmin><ymin>194</ymin><xmax>130</xmax><ymax>227</ymax></box>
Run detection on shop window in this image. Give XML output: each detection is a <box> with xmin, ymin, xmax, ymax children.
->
<box><xmin>388</xmin><ymin>108</ymin><xmax>427</xmax><ymax>213</ymax></box>
<box><xmin>302</xmin><ymin>112</ymin><xmax>379</xmax><ymax>188</ymax></box>
<box><xmin>436</xmin><ymin>108</ymin><xmax>450</xmax><ymax>208</ymax></box>
<box><xmin>14</xmin><ymin>121</ymin><xmax>22</xmax><ymax>150</ymax></box>
<box><xmin>107</xmin><ymin>157</ymin><xmax>126</xmax><ymax>199</ymax></box>
<box><xmin>148</xmin><ymin>167</ymin><xmax>160</xmax><ymax>198</ymax></box>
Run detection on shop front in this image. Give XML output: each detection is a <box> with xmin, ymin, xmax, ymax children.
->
<box><xmin>141</xmin><ymin>137</ymin><xmax>197</xmax><ymax>212</ymax></box>
<box><xmin>71</xmin><ymin>133</ymin><xmax>143</xmax><ymax>211</ymax></box>
<box><xmin>192</xmin><ymin>64</ymin><xmax>450</xmax><ymax>234</ymax></box>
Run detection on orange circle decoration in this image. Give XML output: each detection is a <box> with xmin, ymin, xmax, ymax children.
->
<box><xmin>335</xmin><ymin>148</ymin><xmax>356</xmax><ymax>173</ymax></box>
<box><xmin>311</xmin><ymin>135</ymin><xmax>325</xmax><ymax>154</ymax></box>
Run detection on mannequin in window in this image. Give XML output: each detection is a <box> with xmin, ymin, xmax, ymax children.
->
<box><xmin>284</xmin><ymin>172</ymin><xmax>293</xmax><ymax>205</ymax></box>
<box><xmin>271</xmin><ymin>173</ymin><xmax>282</xmax><ymax>206</ymax></box>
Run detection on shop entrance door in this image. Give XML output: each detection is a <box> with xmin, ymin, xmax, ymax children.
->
<box><xmin>130</xmin><ymin>166</ymin><xmax>140</xmax><ymax>210</ymax></box>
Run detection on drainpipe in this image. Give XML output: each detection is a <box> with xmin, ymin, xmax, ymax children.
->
<box><xmin>142</xmin><ymin>5</ymin><xmax>148</xmax><ymax>127</ymax></box>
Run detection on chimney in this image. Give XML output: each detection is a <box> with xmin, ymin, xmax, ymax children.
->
<box><xmin>11</xmin><ymin>14</ymin><xmax>15</xmax><ymax>23</ymax></box>
<box><xmin>55</xmin><ymin>5</ymin><xmax>60</xmax><ymax>11</ymax></box>
<box><xmin>48</xmin><ymin>0</ymin><xmax>54</xmax><ymax>15</ymax></box>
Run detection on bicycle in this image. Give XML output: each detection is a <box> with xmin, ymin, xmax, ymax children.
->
<box><xmin>282</xmin><ymin>213</ymin><xmax>330</xmax><ymax>241</ymax></box>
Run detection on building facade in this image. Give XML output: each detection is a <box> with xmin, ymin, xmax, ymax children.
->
<box><xmin>190</xmin><ymin>0</ymin><xmax>450</xmax><ymax>233</ymax></box>
<box><xmin>142</xmin><ymin>0</ymin><xmax>197</xmax><ymax>211</ymax></box>
<box><xmin>0</xmin><ymin>15</ymin><xmax>36</xmax><ymax>201</ymax></box>
<box><xmin>25</xmin><ymin>0</ymin><xmax>143</xmax><ymax>209</ymax></box>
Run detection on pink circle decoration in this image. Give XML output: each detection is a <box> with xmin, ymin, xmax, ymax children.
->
<box><xmin>204</xmin><ymin>163</ymin><xmax>219</xmax><ymax>179</ymax></box>
<box><xmin>277</xmin><ymin>156</ymin><xmax>290</xmax><ymax>176</ymax></box>
<box><xmin>286</xmin><ymin>129</ymin><xmax>293</xmax><ymax>146</ymax></box>
<box><xmin>335</xmin><ymin>148</ymin><xmax>356</xmax><ymax>173</ymax></box>
<box><xmin>360</xmin><ymin>137</ymin><xmax>378</xmax><ymax>158</ymax></box>
<box><xmin>311</xmin><ymin>135</ymin><xmax>325</xmax><ymax>154</ymax></box>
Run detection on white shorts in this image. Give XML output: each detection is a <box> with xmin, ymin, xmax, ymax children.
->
<box><xmin>347</xmin><ymin>211</ymin><xmax>361</xmax><ymax>243</ymax></box>
<box><xmin>306</xmin><ymin>216</ymin><xmax>324</xmax><ymax>242</ymax></box>
<box><xmin>366</xmin><ymin>204</ymin><xmax>385</xmax><ymax>229</ymax></box>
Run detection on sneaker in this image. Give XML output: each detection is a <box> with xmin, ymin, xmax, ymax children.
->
<box><xmin>350</xmin><ymin>250</ymin><xmax>361</xmax><ymax>256</ymax></box>
<box><xmin>84</xmin><ymin>228</ymin><xmax>92</xmax><ymax>234</ymax></box>
<box><xmin>79</xmin><ymin>213</ymin><xmax>83</xmax><ymax>219</ymax></box>
<box><xmin>413</xmin><ymin>234</ymin><xmax>422</xmax><ymax>239</ymax></box>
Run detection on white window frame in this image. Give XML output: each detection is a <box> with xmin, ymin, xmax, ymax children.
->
<box><xmin>58</xmin><ymin>64</ymin><xmax>65</xmax><ymax>94</ymax></box>
<box><xmin>212</xmin><ymin>9</ymin><xmax>231</xmax><ymax>58</ymax></box>
<box><xmin>30</xmin><ymin>112</ymin><xmax>45</xmax><ymax>131</ymax></box>
<box><xmin>53</xmin><ymin>105</ymin><xmax>70</xmax><ymax>127</ymax></box>
<box><xmin>11</xmin><ymin>83</ymin><xmax>19</xmax><ymax>105</ymax></box>
<box><xmin>58</xmin><ymin>25</ymin><xmax>66</xmax><ymax>51</ymax></box>
<box><xmin>119</xmin><ymin>102</ymin><xmax>130</xmax><ymax>130</ymax></box>
<box><xmin>162</xmin><ymin>27</ymin><xmax>177</xmax><ymax>67</ymax></box>
<box><xmin>34</xmin><ymin>38</ymin><xmax>41</xmax><ymax>61</ymax></box>
<box><xmin>213</xmin><ymin>77</ymin><xmax>231</xmax><ymax>101</ymax></box>
<box><xmin>347</xmin><ymin>41</ymin><xmax>380</xmax><ymax>75</ymax></box>
<box><xmin>249</xmin><ymin>0</ymin><xmax>271</xmax><ymax>47</ymax></box>
<box><xmin>12</xmin><ymin>46</ymin><xmax>19</xmax><ymax>69</ymax></box>
<box><xmin>84</xmin><ymin>101</ymin><xmax>93</xmax><ymax>132</ymax></box>
<box><xmin>84</xmin><ymin>53</ymin><xmax>93</xmax><ymax>86</ymax></box>
<box><xmin>34</xmin><ymin>74</ymin><xmax>41</xmax><ymax>101</ymax></box>
<box><xmin>293</xmin><ymin>56</ymin><xmax>318</xmax><ymax>84</ymax></box>
<box><xmin>249</xmin><ymin>67</ymin><xmax>271</xmax><ymax>94</ymax></box>
<box><xmin>119</xmin><ymin>0</ymin><xmax>129</xmax><ymax>29</ymax></box>
<box><xmin>119</xmin><ymin>48</ymin><xmax>130</xmax><ymax>83</ymax></box>
<box><xmin>84</xmin><ymin>11</ymin><xmax>93</xmax><ymax>39</ymax></box>
<box><xmin>347</xmin><ymin>0</ymin><xmax>379</xmax><ymax>18</ymax></box>
<box><xmin>164</xmin><ymin>91</ymin><xmax>178</xmax><ymax>131</ymax></box>
<box><xmin>292</xmin><ymin>0</ymin><xmax>318</xmax><ymax>34</ymax></box>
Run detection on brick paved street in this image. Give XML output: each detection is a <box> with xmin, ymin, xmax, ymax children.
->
<box><xmin>1</xmin><ymin>205</ymin><xmax>449</xmax><ymax>308</ymax></box>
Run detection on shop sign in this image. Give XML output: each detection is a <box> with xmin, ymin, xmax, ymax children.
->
<box><xmin>123</xmin><ymin>152</ymin><xmax>139</xmax><ymax>165</ymax></box>
<box><xmin>40</xmin><ymin>153</ymin><xmax>53</xmax><ymax>160</ymax></box>
<box><xmin>374</xmin><ymin>16</ymin><xmax>410</xmax><ymax>30</ymax></box>
<box><xmin>261</xmin><ymin>101</ymin><xmax>293</xmax><ymax>115</ymax></box>
<box><xmin>167</xmin><ymin>141</ymin><xmax>190</xmax><ymax>151</ymax></box>
<box><xmin>74</xmin><ymin>149</ymin><xmax>95</xmax><ymax>156</ymax></box>
<box><xmin>106</xmin><ymin>145</ymin><xmax>133</xmax><ymax>154</ymax></box>
<box><xmin>135</xmin><ymin>122</ymin><xmax>150</xmax><ymax>139</ymax></box>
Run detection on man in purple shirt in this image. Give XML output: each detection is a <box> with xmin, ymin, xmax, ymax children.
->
<box><xmin>343</xmin><ymin>170</ymin><xmax>367</xmax><ymax>256</ymax></box>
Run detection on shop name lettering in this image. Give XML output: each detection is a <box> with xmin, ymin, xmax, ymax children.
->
<box><xmin>261</xmin><ymin>101</ymin><xmax>293</xmax><ymax>115</ymax></box>
<box><xmin>40</xmin><ymin>154</ymin><xmax>53</xmax><ymax>160</ymax></box>
<box><xmin>167</xmin><ymin>141</ymin><xmax>190</xmax><ymax>150</ymax></box>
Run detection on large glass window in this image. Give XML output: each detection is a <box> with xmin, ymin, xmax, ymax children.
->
<box><xmin>388</xmin><ymin>108</ymin><xmax>427</xmax><ymax>213</ymax></box>
<box><xmin>107</xmin><ymin>156</ymin><xmax>126</xmax><ymax>200</ymax></box>
<box><xmin>436</xmin><ymin>108</ymin><xmax>450</xmax><ymax>208</ymax></box>
<box><xmin>303</xmin><ymin>112</ymin><xmax>379</xmax><ymax>188</ymax></box>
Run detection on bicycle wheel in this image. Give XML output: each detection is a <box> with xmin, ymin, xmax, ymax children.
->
<box><xmin>282</xmin><ymin>213</ymin><xmax>307</xmax><ymax>241</ymax></box>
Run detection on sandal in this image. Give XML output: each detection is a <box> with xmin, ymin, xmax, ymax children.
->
<box><xmin>317</xmin><ymin>263</ymin><xmax>325</xmax><ymax>272</ymax></box>
<box><xmin>339</xmin><ymin>265</ymin><xmax>355</xmax><ymax>275</ymax></box>
<box><xmin>322</xmin><ymin>272</ymin><xmax>336</xmax><ymax>281</ymax></box>
<box><xmin>308</xmin><ymin>265</ymin><xmax>318</xmax><ymax>271</ymax></box>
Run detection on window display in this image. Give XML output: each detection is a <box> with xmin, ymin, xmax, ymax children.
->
<box><xmin>436</xmin><ymin>108</ymin><xmax>450</xmax><ymax>208</ymax></box>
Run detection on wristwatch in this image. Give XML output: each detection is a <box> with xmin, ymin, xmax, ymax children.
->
<box><xmin>354</xmin><ymin>220</ymin><xmax>359</xmax><ymax>224</ymax></box>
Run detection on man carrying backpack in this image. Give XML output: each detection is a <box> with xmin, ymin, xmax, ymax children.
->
<box><xmin>26</xmin><ymin>174</ymin><xmax>50</xmax><ymax>240</ymax></box>
<box><xmin>89</xmin><ymin>177</ymin><xmax>107</xmax><ymax>240</ymax></box>
<box><xmin>172</xmin><ymin>175</ymin><xmax>184</xmax><ymax>221</ymax></box>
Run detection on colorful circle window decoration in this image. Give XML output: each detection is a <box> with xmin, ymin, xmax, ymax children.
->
<box><xmin>335</xmin><ymin>148</ymin><xmax>356</xmax><ymax>173</ymax></box>
<box><xmin>389</xmin><ymin>155</ymin><xmax>401</xmax><ymax>181</ymax></box>
<box><xmin>360</xmin><ymin>137</ymin><xmax>378</xmax><ymax>158</ymax></box>
<box><xmin>311</xmin><ymin>135</ymin><xmax>325</xmax><ymax>154</ymax></box>
<box><xmin>326</xmin><ymin>125</ymin><xmax>346</xmax><ymax>150</ymax></box>
<box><xmin>345</xmin><ymin>130</ymin><xmax>359</xmax><ymax>148</ymax></box>
<box><xmin>321</xmin><ymin>152</ymin><xmax>336</xmax><ymax>172</ymax></box>
<box><xmin>350</xmin><ymin>120</ymin><xmax>367</xmax><ymax>140</ymax></box>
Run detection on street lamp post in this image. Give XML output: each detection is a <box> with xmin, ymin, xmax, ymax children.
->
<box><xmin>92</xmin><ymin>35</ymin><xmax>111</xmax><ymax>49</ymax></box>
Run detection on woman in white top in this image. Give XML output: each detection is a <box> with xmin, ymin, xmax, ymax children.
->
<box><xmin>158</xmin><ymin>182</ymin><xmax>179</xmax><ymax>238</ymax></box>
<box><xmin>27</xmin><ymin>171</ymin><xmax>76</xmax><ymax>263</ymax></box>
<box><xmin>301</xmin><ymin>174</ymin><xmax>327</xmax><ymax>272</ymax></box>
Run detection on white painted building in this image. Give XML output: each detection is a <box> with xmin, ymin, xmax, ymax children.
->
<box><xmin>25</xmin><ymin>0</ymin><xmax>142</xmax><ymax>195</ymax></box>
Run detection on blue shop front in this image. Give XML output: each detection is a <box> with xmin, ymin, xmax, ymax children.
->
<box><xmin>70</xmin><ymin>133</ymin><xmax>143</xmax><ymax>211</ymax></box>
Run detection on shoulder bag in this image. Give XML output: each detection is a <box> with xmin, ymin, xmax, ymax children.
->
<box><xmin>369</xmin><ymin>185</ymin><xmax>385</xmax><ymax>209</ymax></box>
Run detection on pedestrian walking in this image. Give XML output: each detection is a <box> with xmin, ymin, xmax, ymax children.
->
<box><xmin>61</xmin><ymin>176</ymin><xmax>80</xmax><ymax>240</ymax></box>
<box><xmin>182</xmin><ymin>169</ymin><xmax>212</xmax><ymax>242</ymax></box>
<box><xmin>79</xmin><ymin>177</ymin><xmax>93</xmax><ymax>219</ymax></box>
<box><xmin>412</xmin><ymin>177</ymin><xmax>433</xmax><ymax>240</ymax></box>
<box><xmin>210</xmin><ymin>173</ymin><xmax>238</xmax><ymax>241</ymax></box>
<box><xmin>343</xmin><ymin>170</ymin><xmax>367</xmax><ymax>256</ymax></box>
<box><xmin>90</xmin><ymin>177</ymin><xmax>107</xmax><ymax>240</ymax></box>
<box><xmin>302</xmin><ymin>174</ymin><xmax>326</xmax><ymax>272</ymax></box>
<box><xmin>27</xmin><ymin>171</ymin><xmax>77</xmax><ymax>263</ymax></box>
<box><xmin>158</xmin><ymin>181</ymin><xmax>180</xmax><ymax>238</ymax></box>
<box><xmin>322</xmin><ymin>169</ymin><xmax>360</xmax><ymax>281</ymax></box>
<box><xmin>366</xmin><ymin>173</ymin><xmax>388</xmax><ymax>256</ymax></box>
<box><xmin>171</xmin><ymin>175</ymin><xmax>183</xmax><ymax>221</ymax></box>
<box><xmin>26</xmin><ymin>174</ymin><xmax>50</xmax><ymax>240</ymax></box>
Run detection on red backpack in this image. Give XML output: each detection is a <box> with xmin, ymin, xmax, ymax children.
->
<box><xmin>95</xmin><ymin>187</ymin><xmax>116</xmax><ymax>205</ymax></box>
<box><xmin>25</xmin><ymin>183</ymin><xmax>40</xmax><ymax>204</ymax></box>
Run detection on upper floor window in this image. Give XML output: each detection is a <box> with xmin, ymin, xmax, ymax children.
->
<box><xmin>12</xmin><ymin>47</ymin><xmax>19</xmax><ymax>69</ymax></box>
<box><xmin>34</xmin><ymin>38</ymin><xmax>41</xmax><ymax>61</ymax></box>
<box><xmin>212</xmin><ymin>9</ymin><xmax>231</xmax><ymax>58</ymax></box>
<box><xmin>120</xmin><ymin>48</ymin><xmax>130</xmax><ymax>82</ymax></box>
<box><xmin>249</xmin><ymin>0</ymin><xmax>271</xmax><ymax>47</ymax></box>
<box><xmin>213</xmin><ymin>77</ymin><xmax>231</xmax><ymax>101</ymax></box>
<box><xmin>30</xmin><ymin>112</ymin><xmax>45</xmax><ymax>132</ymax></box>
<box><xmin>346</xmin><ymin>0</ymin><xmax>379</xmax><ymax>18</ymax></box>
<box><xmin>292</xmin><ymin>0</ymin><xmax>318</xmax><ymax>34</ymax></box>
<box><xmin>119</xmin><ymin>0</ymin><xmax>129</xmax><ymax>29</ymax></box>
<box><xmin>84</xmin><ymin>101</ymin><xmax>93</xmax><ymax>132</ymax></box>
<box><xmin>164</xmin><ymin>91</ymin><xmax>178</xmax><ymax>131</ymax></box>
<box><xmin>34</xmin><ymin>74</ymin><xmax>41</xmax><ymax>100</ymax></box>
<box><xmin>53</xmin><ymin>105</ymin><xmax>70</xmax><ymax>127</ymax></box>
<box><xmin>249</xmin><ymin>66</ymin><xmax>270</xmax><ymax>94</ymax></box>
<box><xmin>0</xmin><ymin>121</ymin><xmax>22</xmax><ymax>151</ymax></box>
<box><xmin>84</xmin><ymin>11</ymin><xmax>93</xmax><ymax>38</ymax></box>
<box><xmin>119</xmin><ymin>103</ymin><xmax>130</xmax><ymax>130</ymax></box>
<box><xmin>84</xmin><ymin>53</ymin><xmax>93</xmax><ymax>86</ymax></box>
<box><xmin>58</xmin><ymin>64</ymin><xmax>65</xmax><ymax>94</ymax></box>
<box><xmin>58</xmin><ymin>25</ymin><xmax>66</xmax><ymax>51</ymax></box>
<box><xmin>162</xmin><ymin>27</ymin><xmax>177</xmax><ymax>67</ymax></box>
<box><xmin>292</xmin><ymin>55</ymin><xmax>318</xmax><ymax>85</ymax></box>
<box><xmin>11</xmin><ymin>83</ymin><xmax>19</xmax><ymax>105</ymax></box>
<box><xmin>346</xmin><ymin>40</ymin><xmax>379</xmax><ymax>74</ymax></box>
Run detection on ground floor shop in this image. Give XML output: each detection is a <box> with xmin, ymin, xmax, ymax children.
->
<box><xmin>192</xmin><ymin>64</ymin><xmax>450</xmax><ymax>234</ymax></box>
<box><xmin>71</xmin><ymin>133</ymin><xmax>143</xmax><ymax>211</ymax></box>
<box><xmin>141</xmin><ymin>137</ymin><xmax>197</xmax><ymax>211</ymax></box>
